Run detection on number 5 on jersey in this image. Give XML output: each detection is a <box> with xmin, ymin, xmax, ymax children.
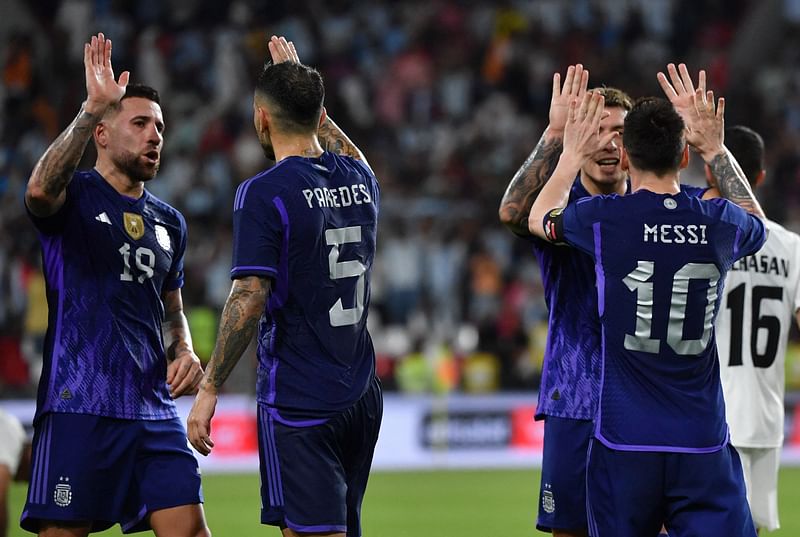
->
<box><xmin>326</xmin><ymin>226</ymin><xmax>366</xmax><ymax>327</ymax></box>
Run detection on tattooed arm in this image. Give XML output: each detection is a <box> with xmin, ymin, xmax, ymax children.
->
<box><xmin>499</xmin><ymin>64</ymin><xmax>588</xmax><ymax>236</ymax></box>
<box><xmin>705</xmin><ymin>149</ymin><xmax>765</xmax><ymax>218</ymax></box>
<box><xmin>499</xmin><ymin>131</ymin><xmax>564</xmax><ymax>235</ymax></box>
<box><xmin>25</xmin><ymin>107</ymin><xmax>102</xmax><ymax>217</ymax></box>
<box><xmin>162</xmin><ymin>289</ymin><xmax>203</xmax><ymax>398</ymax></box>
<box><xmin>187</xmin><ymin>276</ymin><xmax>270</xmax><ymax>455</ymax></box>
<box><xmin>318</xmin><ymin>116</ymin><xmax>372</xmax><ymax>171</ymax></box>
<box><xmin>26</xmin><ymin>33</ymin><xmax>129</xmax><ymax>217</ymax></box>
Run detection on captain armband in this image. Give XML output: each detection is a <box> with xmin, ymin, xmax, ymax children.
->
<box><xmin>543</xmin><ymin>208</ymin><xmax>566</xmax><ymax>244</ymax></box>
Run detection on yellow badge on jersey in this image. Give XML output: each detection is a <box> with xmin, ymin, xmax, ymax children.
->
<box><xmin>123</xmin><ymin>212</ymin><xmax>145</xmax><ymax>240</ymax></box>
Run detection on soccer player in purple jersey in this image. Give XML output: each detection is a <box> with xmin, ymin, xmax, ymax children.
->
<box><xmin>529</xmin><ymin>87</ymin><xmax>766</xmax><ymax>536</ymax></box>
<box><xmin>22</xmin><ymin>34</ymin><xmax>210</xmax><ymax>537</ymax></box>
<box><xmin>187</xmin><ymin>36</ymin><xmax>381</xmax><ymax>537</ymax></box>
<box><xmin>499</xmin><ymin>65</ymin><xmax>630</xmax><ymax>537</ymax></box>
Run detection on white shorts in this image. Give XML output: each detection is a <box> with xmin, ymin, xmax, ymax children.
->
<box><xmin>0</xmin><ymin>409</ymin><xmax>26</xmax><ymax>475</ymax></box>
<box><xmin>736</xmin><ymin>446</ymin><xmax>780</xmax><ymax>531</ymax></box>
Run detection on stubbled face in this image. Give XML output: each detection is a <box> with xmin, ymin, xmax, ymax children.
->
<box><xmin>103</xmin><ymin>97</ymin><xmax>164</xmax><ymax>182</ymax></box>
<box><xmin>581</xmin><ymin>106</ymin><xmax>627</xmax><ymax>188</ymax></box>
<box><xmin>253</xmin><ymin>98</ymin><xmax>276</xmax><ymax>161</ymax></box>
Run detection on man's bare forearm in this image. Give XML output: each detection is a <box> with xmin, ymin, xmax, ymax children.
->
<box><xmin>709</xmin><ymin>149</ymin><xmax>765</xmax><ymax>219</ymax></box>
<box><xmin>499</xmin><ymin>128</ymin><xmax>564</xmax><ymax>235</ymax></box>
<box><xmin>162</xmin><ymin>289</ymin><xmax>193</xmax><ymax>361</ymax></box>
<box><xmin>26</xmin><ymin>104</ymin><xmax>101</xmax><ymax>216</ymax></box>
<box><xmin>203</xmin><ymin>278</ymin><xmax>269</xmax><ymax>390</ymax></box>
<box><xmin>318</xmin><ymin>116</ymin><xmax>369</xmax><ymax>164</ymax></box>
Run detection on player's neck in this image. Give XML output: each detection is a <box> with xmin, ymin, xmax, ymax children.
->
<box><xmin>93</xmin><ymin>162</ymin><xmax>145</xmax><ymax>199</ymax></box>
<box><xmin>631</xmin><ymin>171</ymin><xmax>680</xmax><ymax>194</ymax></box>
<box><xmin>273</xmin><ymin>133</ymin><xmax>324</xmax><ymax>162</ymax></box>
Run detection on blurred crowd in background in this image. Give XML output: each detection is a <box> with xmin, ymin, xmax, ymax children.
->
<box><xmin>2</xmin><ymin>0</ymin><xmax>800</xmax><ymax>398</ymax></box>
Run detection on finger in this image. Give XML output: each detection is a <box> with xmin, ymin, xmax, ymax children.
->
<box><xmin>698</xmin><ymin>69</ymin><xmax>706</xmax><ymax>94</ymax></box>
<box><xmin>705</xmin><ymin>90</ymin><xmax>715</xmax><ymax>113</ymax></box>
<box><xmin>590</xmin><ymin>95</ymin><xmax>605</xmax><ymax>131</ymax></box>
<box><xmin>98</xmin><ymin>33</ymin><xmax>106</xmax><ymax>66</ymax></box>
<box><xmin>568</xmin><ymin>98</ymin><xmax>578</xmax><ymax>123</ymax></box>
<box><xmin>277</xmin><ymin>36</ymin><xmax>292</xmax><ymax>61</ymax></box>
<box><xmin>578</xmin><ymin>92</ymin><xmax>592</xmax><ymax>121</ymax></box>
<box><xmin>599</xmin><ymin>130</ymin><xmax>619</xmax><ymax>149</ymax></box>
<box><xmin>287</xmin><ymin>41</ymin><xmax>299</xmax><ymax>62</ymax></box>
<box><xmin>577</xmin><ymin>68</ymin><xmax>589</xmax><ymax>98</ymax></box>
<box><xmin>692</xmin><ymin>87</ymin><xmax>706</xmax><ymax>112</ymax></box>
<box><xmin>169</xmin><ymin>362</ymin><xmax>192</xmax><ymax>397</ymax></box>
<box><xmin>104</xmin><ymin>37</ymin><xmax>112</xmax><ymax>68</ymax></box>
<box><xmin>667</xmin><ymin>63</ymin><xmax>685</xmax><ymax>94</ymax></box>
<box><xmin>552</xmin><ymin>72</ymin><xmax>561</xmax><ymax>99</ymax></box>
<box><xmin>678</xmin><ymin>63</ymin><xmax>695</xmax><ymax>95</ymax></box>
<box><xmin>716</xmin><ymin>97</ymin><xmax>725</xmax><ymax>120</ymax></box>
<box><xmin>84</xmin><ymin>43</ymin><xmax>91</xmax><ymax>69</ymax></box>
<box><xmin>562</xmin><ymin>65</ymin><xmax>576</xmax><ymax>96</ymax></box>
<box><xmin>118</xmin><ymin>70</ymin><xmax>130</xmax><ymax>88</ymax></box>
<box><xmin>570</xmin><ymin>64</ymin><xmax>584</xmax><ymax>96</ymax></box>
<box><xmin>172</xmin><ymin>365</ymin><xmax>201</xmax><ymax>398</ymax></box>
<box><xmin>657</xmin><ymin>72</ymin><xmax>677</xmax><ymax>99</ymax></box>
<box><xmin>90</xmin><ymin>35</ymin><xmax>98</xmax><ymax>66</ymax></box>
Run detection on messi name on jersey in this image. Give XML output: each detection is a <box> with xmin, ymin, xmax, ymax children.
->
<box><xmin>302</xmin><ymin>183</ymin><xmax>374</xmax><ymax>209</ymax></box>
<box><xmin>643</xmin><ymin>223</ymin><xmax>708</xmax><ymax>244</ymax></box>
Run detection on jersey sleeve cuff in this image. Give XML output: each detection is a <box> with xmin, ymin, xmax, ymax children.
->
<box><xmin>230</xmin><ymin>265</ymin><xmax>278</xmax><ymax>279</ymax></box>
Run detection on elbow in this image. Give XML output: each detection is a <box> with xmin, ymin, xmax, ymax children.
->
<box><xmin>25</xmin><ymin>184</ymin><xmax>52</xmax><ymax>216</ymax></box>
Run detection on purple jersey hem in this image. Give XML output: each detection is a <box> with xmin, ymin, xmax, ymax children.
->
<box><xmin>231</xmin><ymin>265</ymin><xmax>278</xmax><ymax>278</ymax></box>
<box><xmin>285</xmin><ymin>518</ymin><xmax>347</xmax><ymax>533</ymax></box>
<box><xmin>595</xmin><ymin>431</ymin><xmax>728</xmax><ymax>453</ymax></box>
<box><xmin>267</xmin><ymin>407</ymin><xmax>329</xmax><ymax>427</ymax></box>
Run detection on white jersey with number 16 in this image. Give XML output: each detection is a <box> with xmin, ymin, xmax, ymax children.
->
<box><xmin>717</xmin><ymin>219</ymin><xmax>800</xmax><ymax>448</ymax></box>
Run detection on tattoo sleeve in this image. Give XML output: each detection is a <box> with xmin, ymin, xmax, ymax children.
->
<box><xmin>26</xmin><ymin>104</ymin><xmax>101</xmax><ymax>216</ymax></box>
<box><xmin>318</xmin><ymin>116</ymin><xmax>371</xmax><ymax>168</ymax></box>
<box><xmin>499</xmin><ymin>130</ymin><xmax>564</xmax><ymax>235</ymax></box>
<box><xmin>710</xmin><ymin>150</ymin><xmax>766</xmax><ymax>219</ymax></box>
<box><xmin>204</xmin><ymin>277</ymin><xmax>270</xmax><ymax>390</ymax></box>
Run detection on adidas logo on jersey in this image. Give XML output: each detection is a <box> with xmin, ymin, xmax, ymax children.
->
<box><xmin>95</xmin><ymin>212</ymin><xmax>111</xmax><ymax>224</ymax></box>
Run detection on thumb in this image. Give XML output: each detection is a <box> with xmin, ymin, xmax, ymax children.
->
<box><xmin>118</xmin><ymin>71</ymin><xmax>130</xmax><ymax>89</ymax></box>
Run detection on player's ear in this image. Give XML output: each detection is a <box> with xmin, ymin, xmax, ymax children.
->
<box><xmin>318</xmin><ymin>106</ymin><xmax>327</xmax><ymax>128</ymax></box>
<box><xmin>755</xmin><ymin>169</ymin><xmax>766</xmax><ymax>187</ymax></box>
<box><xmin>621</xmin><ymin>148</ymin><xmax>629</xmax><ymax>171</ymax></box>
<box><xmin>94</xmin><ymin>122</ymin><xmax>108</xmax><ymax>148</ymax></box>
<box><xmin>679</xmin><ymin>144</ymin><xmax>690</xmax><ymax>170</ymax></box>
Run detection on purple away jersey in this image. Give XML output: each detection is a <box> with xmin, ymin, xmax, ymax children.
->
<box><xmin>26</xmin><ymin>170</ymin><xmax>187</xmax><ymax>422</ymax></box>
<box><xmin>555</xmin><ymin>189</ymin><xmax>765</xmax><ymax>451</ymax></box>
<box><xmin>531</xmin><ymin>179</ymin><xmax>602</xmax><ymax>420</ymax></box>
<box><xmin>231</xmin><ymin>152</ymin><xmax>379</xmax><ymax>417</ymax></box>
<box><xmin>531</xmin><ymin>180</ymin><xmax>708</xmax><ymax>421</ymax></box>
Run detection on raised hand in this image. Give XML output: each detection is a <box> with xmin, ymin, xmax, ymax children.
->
<box><xmin>549</xmin><ymin>64</ymin><xmax>589</xmax><ymax>135</ymax></box>
<box><xmin>562</xmin><ymin>92</ymin><xmax>618</xmax><ymax>168</ymax></box>
<box><xmin>657</xmin><ymin>63</ymin><xmax>724</xmax><ymax>161</ymax></box>
<box><xmin>83</xmin><ymin>33</ymin><xmax>129</xmax><ymax>115</ymax></box>
<box><xmin>268</xmin><ymin>35</ymin><xmax>300</xmax><ymax>64</ymax></box>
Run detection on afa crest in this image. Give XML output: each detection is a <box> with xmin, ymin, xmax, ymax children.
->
<box><xmin>54</xmin><ymin>476</ymin><xmax>72</xmax><ymax>507</ymax></box>
<box><xmin>123</xmin><ymin>212</ymin><xmax>145</xmax><ymax>240</ymax></box>
<box><xmin>542</xmin><ymin>489</ymin><xmax>555</xmax><ymax>514</ymax></box>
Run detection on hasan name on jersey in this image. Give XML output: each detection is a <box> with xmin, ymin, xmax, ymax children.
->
<box><xmin>26</xmin><ymin>170</ymin><xmax>187</xmax><ymax>422</ymax></box>
<box><xmin>231</xmin><ymin>152</ymin><xmax>379</xmax><ymax>421</ymax></box>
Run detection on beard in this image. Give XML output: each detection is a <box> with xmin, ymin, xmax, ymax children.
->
<box><xmin>257</xmin><ymin>131</ymin><xmax>276</xmax><ymax>161</ymax></box>
<box><xmin>114</xmin><ymin>150</ymin><xmax>160</xmax><ymax>182</ymax></box>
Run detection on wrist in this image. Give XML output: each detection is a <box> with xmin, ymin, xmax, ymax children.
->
<box><xmin>701</xmin><ymin>145</ymin><xmax>726</xmax><ymax>164</ymax></box>
<box><xmin>199</xmin><ymin>379</ymin><xmax>219</xmax><ymax>396</ymax></box>
<box><xmin>82</xmin><ymin>100</ymin><xmax>110</xmax><ymax>117</ymax></box>
<box><xmin>544</xmin><ymin>125</ymin><xmax>565</xmax><ymax>141</ymax></box>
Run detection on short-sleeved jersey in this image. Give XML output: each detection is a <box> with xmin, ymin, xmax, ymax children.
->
<box><xmin>531</xmin><ymin>180</ymin><xmax>708</xmax><ymax>421</ymax></box>
<box><xmin>26</xmin><ymin>170</ymin><xmax>187</xmax><ymax>422</ymax></box>
<box><xmin>232</xmin><ymin>152</ymin><xmax>379</xmax><ymax>418</ymax></box>
<box><xmin>553</xmin><ymin>189</ymin><xmax>765</xmax><ymax>451</ymax></box>
<box><xmin>717</xmin><ymin>219</ymin><xmax>800</xmax><ymax>448</ymax></box>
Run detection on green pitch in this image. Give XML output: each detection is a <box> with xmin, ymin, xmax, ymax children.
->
<box><xmin>8</xmin><ymin>467</ymin><xmax>800</xmax><ymax>536</ymax></box>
